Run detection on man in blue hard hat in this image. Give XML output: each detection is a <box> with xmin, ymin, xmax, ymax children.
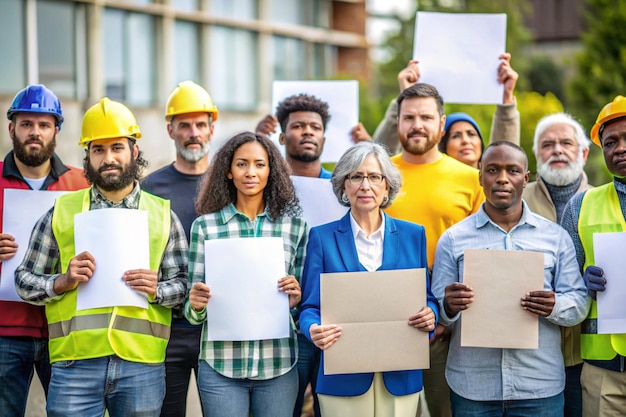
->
<box><xmin>0</xmin><ymin>84</ymin><xmax>88</xmax><ymax>416</ymax></box>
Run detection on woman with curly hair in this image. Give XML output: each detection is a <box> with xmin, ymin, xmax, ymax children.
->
<box><xmin>184</xmin><ymin>131</ymin><xmax>307</xmax><ymax>417</ymax></box>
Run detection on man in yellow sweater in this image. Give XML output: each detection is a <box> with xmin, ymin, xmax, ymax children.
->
<box><xmin>385</xmin><ymin>83</ymin><xmax>484</xmax><ymax>417</ymax></box>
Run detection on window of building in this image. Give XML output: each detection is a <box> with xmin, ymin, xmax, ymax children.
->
<box><xmin>171</xmin><ymin>0</ymin><xmax>199</xmax><ymax>11</ymax></box>
<box><xmin>302</xmin><ymin>0</ymin><xmax>330</xmax><ymax>28</ymax></box>
<box><xmin>208</xmin><ymin>26</ymin><xmax>258</xmax><ymax>111</ymax></box>
<box><xmin>312</xmin><ymin>43</ymin><xmax>335</xmax><ymax>80</ymax></box>
<box><xmin>103</xmin><ymin>8</ymin><xmax>156</xmax><ymax>106</ymax></box>
<box><xmin>272</xmin><ymin>36</ymin><xmax>305</xmax><ymax>80</ymax></box>
<box><xmin>174</xmin><ymin>21</ymin><xmax>201</xmax><ymax>84</ymax></box>
<box><xmin>37</xmin><ymin>0</ymin><xmax>86</xmax><ymax>99</ymax></box>
<box><xmin>268</xmin><ymin>0</ymin><xmax>300</xmax><ymax>25</ymax></box>
<box><xmin>268</xmin><ymin>0</ymin><xmax>329</xmax><ymax>27</ymax></box>
<box><xmin>0</xmin><ymin>0</ymin><xmax>25</xmax><ymax>93</ymax></box>
<box><xmin>209</xmin><ymin>0</ymin><xmax>256</xmax><ymax>19</ymax></box>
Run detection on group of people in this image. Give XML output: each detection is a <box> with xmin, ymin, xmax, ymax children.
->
<box><xmin>0</xmin><ymin>51</ymin><xmax>625</xmax><ymax>417</ymax></box>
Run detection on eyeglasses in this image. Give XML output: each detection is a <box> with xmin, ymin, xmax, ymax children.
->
<box><xmin>345</xmin><ymin>173</ymin><xmax>386</xmax><ymax>186</ymax></box>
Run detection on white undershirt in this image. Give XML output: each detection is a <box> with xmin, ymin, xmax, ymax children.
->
<box><xmin>349</xmin><ymin>211</ymin><xmax>385</xmax><ymax>272</ymax></box>
<box><xmin>24</xmin><ymin>176</ymin><xmax>46</xmax><ymax>190</ymax></box>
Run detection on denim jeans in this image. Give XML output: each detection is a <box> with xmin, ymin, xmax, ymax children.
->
<box><xmin>294</xmin><ymin>332</ymin><xmax>321</xmax><ymax>417</ymax></box>
<box><xmin>160</xmin><ymin>322</ymin><xmax>202</xmax><ymax>417</ymax></box>
<box><xmin>198</xmin><ymin>360</ymin><xmax>298</xmax><ymax>417</ymax></box>
<box><xmin>564</xmin><ymin>363</ymin><xmax>583</xmax><ymax>417</ymax></box>
<box><xmin>450</xmin><ymin>390</ymin><xmax>564</xmax><ymax>417</ymax></box>
<box><xmin>47</xmin><ymin>355</ymin><xmax>165</xmax><ymax>417</ymax></box>
<box><xmin>0</xmin><ymin>336</ymin><xmax>50</xmax><ymax>417</ymax></box>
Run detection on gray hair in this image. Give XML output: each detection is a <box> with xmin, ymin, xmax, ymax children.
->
<box><xmin>532</xmin><ymin>113</ymin><xmax>590</xmax><ymax>154</ymax></box>
<box><xmin>331</xmin><ymin>142</ymin><xmax>402</xmax><ymax>209</ymax></box>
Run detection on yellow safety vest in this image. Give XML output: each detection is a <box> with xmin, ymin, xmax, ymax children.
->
<box><xmin>579</xmin><ymin>182</ymin><xmax>626</xmax><ymax>360</ymax></box>
<box><xmin>47</xmin><ymin>188</ymin><xmax>172</xmax><ymax>363</ymax></box>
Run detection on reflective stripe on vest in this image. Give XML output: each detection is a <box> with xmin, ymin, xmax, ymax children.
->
<box><xmin>579</xmin><ymin>183</ymin><xmax>626</xmax><ymax>359</ymax></box>
<box><xmin>47</xmin><ymin>188</ymin><xmax>172</xmax><ymax>363</ymax></box>
<box><xmin>48</xmin><ymin>313</ymin><xmax>170</xmax><ymax>340</ymax></box>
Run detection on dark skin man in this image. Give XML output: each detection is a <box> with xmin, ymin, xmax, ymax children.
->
<box><xmin>443</xmin><ymin>142</ymin><xmax>556</xmax><ymax>319</ymax></box>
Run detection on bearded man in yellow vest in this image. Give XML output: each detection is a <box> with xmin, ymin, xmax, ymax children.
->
<box><xmin>15</xmin><ymin>98</ymin><xmax>188</xmax><ymax>417</ymax></box>
<box><xmin>562</xmin><ymin>96</ymin><xmax>626</xmax><ymax>417</ymax></box>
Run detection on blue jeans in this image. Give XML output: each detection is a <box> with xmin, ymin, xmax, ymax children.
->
<box><xmin>564</xmin><ymin>363</ymin><xmax>583</xmax><ymax>417</ymax></box>
<box><xmin>450</xmin><ymin>390</ymin><xmax>564</xmax><ymax>417</ymax></box>
<box><xmin>198</xmin><ymin>360</ymin><xmax>297</xmax><ymax>417</ymax></box>
<box><xmin>160</xmin><ymin>321</ymin><xmax>202</xmax><ymax>417</ymax></box>
<box><xmin>47</xmin><ymin>355</ymin><xmax>165</xmax><ymax>417</ymax></box>
<box><xmin>0</xmin><ymin>336</ymin><xmax>50</xmax><ymax>417</ymax></box>
<box><xmin>294</xmin><ymin>332</ymin><xmax>321</xmax><ymax>417</ymax></box>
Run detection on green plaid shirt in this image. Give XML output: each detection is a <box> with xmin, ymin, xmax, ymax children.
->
<box><xmin>184</xmin><ymin>203</ymin><xmax>307</xmax><ymax>380</ymax></box>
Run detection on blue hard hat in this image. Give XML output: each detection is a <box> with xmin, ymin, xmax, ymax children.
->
<box><xmin>7</xmin><ymin>84</ymin><xmax>64</xmax><ymax>130</ymax></box>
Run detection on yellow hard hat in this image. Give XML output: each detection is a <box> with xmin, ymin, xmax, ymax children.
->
<box><xmin>79</xmin><ymin>98</ymin><xmax>142</xmax><ymax>147</ymax></box>
<box><xmin>590</xmin><ymin>95</ymin><xmax>626</xmax><ymax>146</ymax></box>
<box><xmin>164</xmin><ymin>81</ymin><xmax>218</xmax><ymax>122</ymax></box>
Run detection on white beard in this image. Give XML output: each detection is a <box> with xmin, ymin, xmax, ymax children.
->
<box><xmin>536</xmin><ymin>155</ymin><xmax>584</xmax><ymax>186</ymax></box>
<box><xmin>176</xmin><ymin>141</ymin><xmax>210</xmax><ymax>162</ymax></box>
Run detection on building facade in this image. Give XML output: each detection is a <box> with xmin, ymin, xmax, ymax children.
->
<box><xmin>1</xmin><ymin>0</ymin><xmax>369</xmax><ymax>170</ymax></box>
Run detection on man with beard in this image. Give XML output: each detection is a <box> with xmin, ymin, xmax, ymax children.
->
<box><xmin>431</xmin><ymin>141</ymin><xmax>589</xmax><ymax>417</ymax></box>
<box><xmin>523</xmin><ymin>113</ymin><xmax>591</xmax><ymax>417</ymax></box>
<box><xmin>141</xmin><ymin>81</ymin><xmax>218</xmax><ymax>417</ymax></box>
<box><xmin>15</xmin><ymin>97</ymin><xmax>188</xmax><ymax>417</ymax></box>
<box><xmin>0</xmin><ymin>84</ymin><xmax>88</xmax><ymax>416</ymax></box>
<box><xmin>275</xmin><ymin>93</ymin><xmax>332</xmax><ymax>179</ymax></box>
<box><xmin>525</xmin><ymin>113</ymin><xmax>591</xmax><ymax>223</ymax></box>
<box><xmin>562</xmin><ymin>96</ymin><xmax>626</xmax><ymax>417</ymax></box>
<box><xmin>384</xmin><ymin>83</ymin><xmax>484</xmax><ymax>417</ymax></box>
<box><xmin>256</xmin><ymin>93</ymin><xmax>372</xmax><ymax>180</ymax></box>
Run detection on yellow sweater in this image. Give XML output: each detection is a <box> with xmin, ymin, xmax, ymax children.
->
<box><xmin>385</xmin><ymin>153</ymin><xmax>485</xmax><ymax>267</ymax></box>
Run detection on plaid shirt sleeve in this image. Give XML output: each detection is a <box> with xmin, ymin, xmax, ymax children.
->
<box><xmin>15</xmin><ymin>208</ymin><xmax>63</xmax><ymax>305</ymax></box>
<box><xmin>155</xmin><ymin>210</ymin><xmax>188</xmax><ymax>307</ymax></box>
<box><xmin>183</xmin><ymin>216</ymin><xmax>207</xmax><ymax>324</ymax></box>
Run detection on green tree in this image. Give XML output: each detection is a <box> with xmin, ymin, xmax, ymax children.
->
<box><xmin>527</xmin><ymin>55</ymin><xmax>565</xmax><ymax>101</ymax></box>
<box><xmin>567</xmin><ymin>0</ymin><xmax>626</xmax><ymax>185</ymax></box>
<box><xmin>568</xmin><ymin>0</ymin><xmax>626</xmax><ymax>130</ymax></box>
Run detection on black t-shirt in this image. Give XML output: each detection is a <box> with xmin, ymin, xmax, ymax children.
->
<box><xmin>141</xmin><ymin>163</ymin><xmax>204</xmax><ymax>242</ymax></box>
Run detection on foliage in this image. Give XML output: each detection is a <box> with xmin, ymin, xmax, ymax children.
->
<box><xmin>568</xmin><ymin>0</ymin><xmax>626</xmax><ymax>130</ymax></box>
<box><xmin>527</xmin><ymin>55</ymin><xmax>565</xmax><ymax>101</ymax></box>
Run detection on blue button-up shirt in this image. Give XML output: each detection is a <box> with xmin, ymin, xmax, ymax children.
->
<box><xmin>431</xmin><ymin>201</ymin><xmax>590</xmax><ymax>401</ymax></box>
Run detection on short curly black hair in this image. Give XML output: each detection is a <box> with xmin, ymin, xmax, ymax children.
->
<box><xmin>275</xmin><ymin>94</ymin><xmax>331</xmax><ymax>133</ymax></box>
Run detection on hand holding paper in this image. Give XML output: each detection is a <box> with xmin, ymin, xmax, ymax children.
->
<box><xmin>443</xmin><ymin>282</ymin><xmax>474</xmax><ymax>317</ymax></box>
<box><xmin>255</xmin><ymin>115</ymin><xmax>278</xmax><ymax>136</ymax></box>
<box><xmin>309</xmin><ymin>323</ymin><xmax>342</xmax><ymax>350</ymax></box>
<box><xmin>277</xmin><ymin>275</ymin><xmax>301</xmax><ymax>308</ymax></box>
<box><xmin>398</xmin><ymin>60</ymin><xmax>420</xmax><ymax>92</ymax></box>
<box><xmin>583</xmin><ymin>265</ymin><xmax>606</xmax><ymax>300</ymax></box>
<box><xmin>521</xmin><ymin>290</ymin><xmax>555</xmax><ymax>317</ymax></box>
<box><xmin>498</xmin><ymin>53</ymin><xmax>518</xmax><ymax>104</ymax></box>
<box><xmin>54</xmin><ymin>251</ymin><xmax>95</xmax><ymax>294</ymax></box>
<box><xmin>189</xmin><ymin>282</ymin><xmax>211</xmax><ymax>312</ymax></box>
<box><xmin>408</xmin><ymin>306</ymin><xmax>436</xmax><ymax>332</ymax></box>
<box><xmin>0</xmin><ymin>233</ymin><xmax>18</xmax><ymax>262</ymax></box>
<box><xmin>123</xmin><ymin>269</ymin><xmax>158</xmax><ymax>297</ymax></box>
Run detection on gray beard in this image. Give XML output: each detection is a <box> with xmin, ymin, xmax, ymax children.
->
<box><xmin>176</xmin><ymin>142</ymin><xmax>210</xmax><ymax>162</ymax></box>
<box><xmin>536</xmin><ymin>159</ymin><xmax>584</xmax><ymax>186</ymax></box>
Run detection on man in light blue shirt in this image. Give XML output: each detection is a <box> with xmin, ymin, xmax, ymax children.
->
<box><xmin>431</xmin><ymin>141</ymin><xmax>590</xmax><ymax>416</ymax></box>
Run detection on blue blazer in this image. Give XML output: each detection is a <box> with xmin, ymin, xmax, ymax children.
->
<box><xmin>299</xmin><ymin>211</ymin><xmax>439</xmax><ymax>397</ymax></box>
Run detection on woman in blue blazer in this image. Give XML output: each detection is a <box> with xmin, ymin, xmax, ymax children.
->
<box><xmin>299</xmin><ymin>142</ymin><xmax>439</xmax><ymax>417</ymax></box>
